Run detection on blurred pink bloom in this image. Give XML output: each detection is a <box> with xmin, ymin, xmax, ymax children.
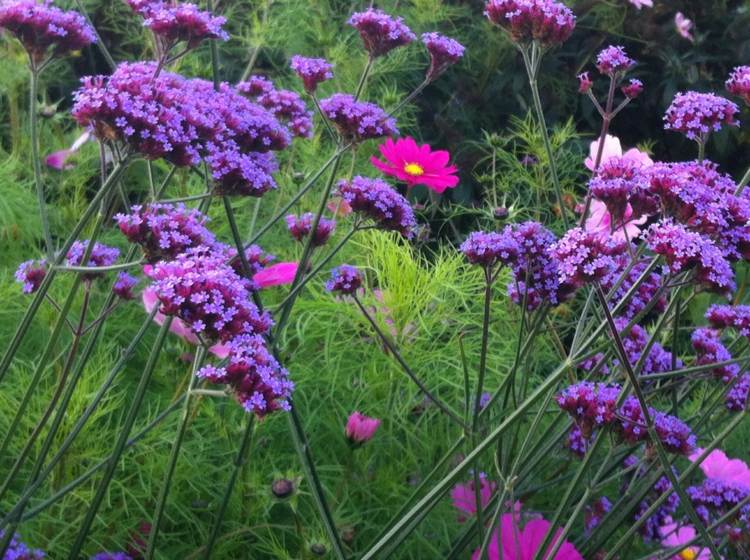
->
<box><xmin>584</xmin><ymin>134</ymin><xmax>653</xmax><ymax>171</ymax></box>
<box><xmin>585</xmin><ymin>199</ymin><xmax>647</xmax><ymax>242</ymax></box>
<box><xmin>675</xmin><ymin>12</ymin><xmax>694</xmax><ymax>42</ymax></box>
<box><xmin>370</xmin><ymin>136</ymin><xmax>459</xmax><ymax>193</ymax></box>
<box><xmin>142</xmin><ymin>287</ymin><xmax>229</xmax><ymax>358</ymax></box>
<box><xmin>45</xmin><ymin>131</ymin><xmax>91</xmax><ymax>170</ymax></box>
<box><xmin>252</xmin><ymin>262</ymin><xmax>298</xmax><ymax>288</ymax></box>
<box><xmin>345</xmin><ymin>411</ymin><xmax>380</xmax><ymax>444</ymax></box>
<box><xmin>628</xmin><ymin>0</ymin><xmax>652</xmax><ymax>9</ymax></box>
<box><xmin>327</xmin><ymin>196</ymin><xmax>353</xmax><ymax>217</ymax></box>
<box><xmin>688</xmin><ymin>448</ymin><xmax>750</xmax><ymax>488</ymax></box>
<box><xmin>471</xmin><ymin>512</ymin><xmax>583</xmax><ymax>560</ymax></box>
<box><xmin>659</xmin><ymin>519</ymin><xmax>712</xmax><ymax>560</ymax></box>
<box><xmin>451</xmin><ymin>473</ymin><xmax>497</xmax><ymax>522</ymax></box>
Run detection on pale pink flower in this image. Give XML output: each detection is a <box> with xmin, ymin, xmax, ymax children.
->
<box><xmin>45</xmin><ymin>131</ymin><xmax>91</xmax><ymax>170</ymax></box>
<box><xmin>584</xmin><ymin>134</ymin><xmax>653</xmax><ymax>171</ymax></box>
<box><xmin>450</xmin><ymin>473</ymin><xmax>497</xmax><ymax>522</ymax></box>
<box><xmin>585</xmin><ymin>199</ymin><xmax>647</xmax><ymax>242</ymax></box>
<box><xmin>252</xmin><ymin>261</ymin><xmax>298</xmax><ymax>288</ymax></box>
<box><xmin>675</xmin><ymin>12</ymin><xmax>694</xmax><ymax>43</ymax></box>
<box><xmin>688</xmin><ymin>448</ymin><xmax>750</xmax><ymax>488</ymax></box>
<box><xmin>345</xmin><ymin>411</ymin><xmax>380</xmax><ymax>444</ymax></box>
<box><xmin>627</xmin><ymin>0</ymin><xmax>653</xmax><ymax>9</ymax></box>
<box><xmin>142</xmin><ymin>287</ymin><xmax>229</xmax><ymax>358</ymax></box>
<box><xmin>659</xmin><ymin>519</ymin><xmax>713</xmax><ymax>560</ymax></box>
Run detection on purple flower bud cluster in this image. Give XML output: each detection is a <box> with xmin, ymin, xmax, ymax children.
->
<box><xmin>347</xmin><ymin>9</ymin><xmax>415</xmax><ymax>58</ymax></box>
<box><xmin>621</xmin><ymin>79</ymin><xmax>643</xmax><ymax>99</ymax></box>
<box><xmin>635</xmin><ymin>474</ymin><xmax>680</xmax><ymax>541</ymax></box>
<box><xmin>337</xmin><ymin>176</ymin><xmax>415</xmax><ymax>238</ymax></box>
<box><xmin>290</xmin><ymin>55</ymin><xmax>333</xmax><ymax>94</ymax></box>
<box><xmin>285</xmin><ymin>213</ymin><xmax>336</xmax><ymax>247</ymax></box>
<box><xmin>577</xmin><ymin>72</ymin><xmax>593</xmax><ymax>93</ymax></box>
<box><xmin>687</xmin><ymin>478</ymin><xmax>750</xmax><ymax>539</ymax></box>
<box><xmin>585</xmin><ymin>496</ymin><xmax>612</xmax><ymax>534</ymax></box>
<box><xmin>197</xmin><ymin>334</ymin><xmax>293</xmax><ymax>417</ymax></box>
<box><xmin>614</xmin><ymin>317</ymin><xmax>679</xmax><ymax>376</ymax></box>
<box><xmin>227</xmin><ymin>244</ymin><xmax>274</xmax><ymax>279</ymax></box>
<box><xmin>663</xmin><ymin>91</ymin><xmax>739</xmax><ymax>142</ymax></box>
<box><xmin>14</xmin><ymin>259</ymin><xmax>47</xmax><ymax>294</ymax></box>
<box><xmin>90</xmin><ymin>553</ymin><xmax>132</xmax><ymax>560</ymax></box>
<box><xmin>726</xmin><ymin>374</ymin><xmax>750</xmax><ymax>412</ymax></box>
<box><xmin>147</xmin><ymin>247</ymin><xmax>272</xmax><ymax>344</ymax></box>
<box><xmin>618</xmin><ymin>395</ymin><xmax>696</xmax><ymax>455</ymax></box>
<box><xmin>550</xmin><ymin>227</ymin><xmax>625</xmax><ymax>288</ymax></box>
<box><xmin>0</xmin><ymin>0</ymin><xmax>96</xmax><ymax>64</ymax></box>
<box><xmin>325</xmin><ymin>265</ymin><xmax>363</xmax><ymax>295</ymax></box>
<box><xmin>706</xmin><ymin>304</ymin><xmax>750</xmax><ymax>338</ymax></box>
<box><xmin>460</xmin><ymin>231</ymin><xmax>519</xmax><ymax>268</ymax></box>
<box><xmin>601</xmin><ymin>259</ymin><xmax>666</xmax><ymax>322</ymax></box>
<box><xmin>113</xmin><ymin>272</ymin><xmax>138</xmax><ymax>300</ymax></box>
<box><xmin>691</xmin><ymin>328</ymin><xmax>740</xmax><ymax>382</ymax></box>
<box><xmin>256</xmin><ymin>88</ymin><xmax>313</xmax><ymax>139</ymax></box>
<box><xmin>72</xmin><ymin>62</ymin><xmax>293</xmax><ymax>195</ymax></box>
<box><xmin>125</xmin><ymin>0</ymin><xmax>228</xmax><ymax>49</ymax></box>
<box><xmin>236</xmin><ymin>75</ymin><xmax>274</xmax><ymax>97</ymax></box>
<box><xmin>66</xmin><ymin>240</ymin><xmax>120</xmax><ymax>278</ymax></box>
<box><xmin>726</xmin><ymin>65</ymin><xmax>750</xmax><ymax>106</ymax></box>
<box><xmin>556</xmin><ymin>381</ymin><xmax>621</xmax><ymax>437</ymax></box>
<box><xmin>646</xmin><ymin>219</ymin><xmax>735</xmax><ymax>295</ymax></box>
<box><xmin>0</xmin><ymin>530</ymin><xmax>45</xmax><ymax>559</ymax></box>
<box><xmin>421</xmin><ymin>32</ymin><xmax>465</xmax><ymax>82</ymax></box>
<box><xmin>484</xmin><ymin>0</ymin><xmax>576</xmax><ymax>47</ymax></box>
<box><xmin>567</xmin><ymin>426</ymin><xmax>590</xmax><ymax>457</ymax></box>
<box><xmin>319</xmin><ymin>94</ymin><xmax>397</xmax><ymax>142</ymax></box>
<box><xmin>589</xmin><ymin>156</ymin><xmax>649</xmax><ymax>223</ymax></box>
<box><xmin>577</xmin><ymin>353</ymin><xmax>609</xmax><ymax>376</ymax></box>
<box><xmin>114</xmin><ymin>203</ymin><xmax>217</xmax><ymax>263</ymax></box>
<box><xmin>595</xmin><ymin>45</ymin><xmax>636</xmax><ymax>77</ymax></box>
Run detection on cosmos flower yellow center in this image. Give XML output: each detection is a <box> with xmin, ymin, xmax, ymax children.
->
<box><xmin>679</xmin><ymin>549</ymin><xmax>697</xmax><ymax>560</ymax></box>
<box><xmin>403</xmin><ymin>162</ymin><xmax>424</xmax><ymax>176</ymax></box>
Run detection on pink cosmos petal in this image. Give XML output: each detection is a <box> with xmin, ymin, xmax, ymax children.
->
<box><xmin>585</xmin><ymin>199</ymin><xmax>646</xmax><ymax>242</ymax></box>
<box><xmin>370</xmin><ymin>136</ymin><xmax>459</xmax><ymax>193</ymax></box>
<box><xmin>45</xmin><ymin>149</ymin><xmax>75</xmax><ymax>171</ymax></box>
<box><xmin>253</xmin><ymin>262</ymin><xmax>298</xmax><ymax>288</ymax></box>
<box><xmin>628</xmin><ymin>0</ymin><xmax>653</xmax><ymax>9</ymax></box>
<box><xmin>345</xmin><ymin>411</ymin><xmax>380</xmax><ymax>443</ymax></box>
<box><xmin>675</xmin><ymin>12</ymin><xmax>694</xmax><ymax>42</ymax></box>
<box><xmin>688</xmin><ymin>448</ymin><xmax>750</xmax><ymax>488</ymax></box>
<box><xmin>659</xmin><ymin>520</ymin><xmax>712</xmax><ymax>560</ymax></box>
<box><xmin>585</xmin><ymin>134</ymin><xmax>623</xmax><ymax>171</ymax></box>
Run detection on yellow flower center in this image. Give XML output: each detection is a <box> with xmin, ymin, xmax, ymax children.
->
<box><xmin>403</xmin><ymin>162</ymin><xmax>424</xmax><ymax>176</ymax></box>
<box><xmin>679</xmin><ymin>549</ymin><xmax>697</xmax><ymax>560</ymax></box>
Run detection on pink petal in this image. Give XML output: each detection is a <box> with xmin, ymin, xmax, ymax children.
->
<box><xmin>142</xmin><ymin>288</ymin><xmax>200</xmax><ymax>345</ymax></box>
<box><xmin>253</xmin><ymin>262</ymin><xmax>298</xmax><ymax>288</ymax></box>
<box><xmin>45</xmin><ymin>149</ymin><xmax>74</xmax><ymax>171</ymax></box>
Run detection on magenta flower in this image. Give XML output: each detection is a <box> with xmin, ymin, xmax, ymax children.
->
<box><xmin>726</xmin><ymin>66</ymin><xmax>750</xmax><ymax>106</ymax></box>
<box><xmin>675</xmin><ymin>12</ymin><xmax>694</xmax><ymax>42</ymax></box>
<box><xmin>253</xmin><ymin>262</ymin><xmax>298</xmax><ymax>288</ymax></box>
<box><xmin>45</xmin><ymin>131</ymin><xmax>91</xmax><ymax>171</ymax></box>
<box><xmin>370</xmin><ymin>137</ymin><xmax>459</xmax><ymax>193</ymax></box>
<box><xmin>688</xmin><ymin>449</ymin><xmax>750</xmax><ymax>488</ymax></box>
<box><xmin>421</xmin><ymin>32</ymin><xmax>465</xmax><ymax>82</ymax></box>
<box><xmin>484</xmin><ymin>0</ymin><xmax>576</xmax><ymax>47</ymax></box>
<box><xmin>345</xmin><ymin>411</ymin><xmax>381</xmax><ymax>444</ymax></box>
<box><xmin>347</xmin><ymin>9</ymin><xmax>415</xmax><ymax>58</ymax></box>
<box><xmin>450</xmin><ymin>473</ymin><xmax>497</xmax><ymax>522</ymax></box>
<box><xmin>471</xmin><ymin>511</ymin><xmax>583</xmax><ymax>559</ymax></box>
<box><xmin>290</xmin><ymin>55</ymin><xmax>333</xmax><ymax>94</ymax></box>
<box><xmin>621</xmin><ymin>78</ymin><xmax>643</xmax><ymax>99</ymax></box>
<box><xmin>659</xmin><ymin>520</ymin><xmax>712</xmax><ymax>560</ymax></box>
<box><xmin>627</xmin><ymin>0</ymin><xmax>652</xmax><ymax>9</ymax></box>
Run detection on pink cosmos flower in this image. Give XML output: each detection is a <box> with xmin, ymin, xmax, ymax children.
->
<box><xmin>142</xmin><ymin>287</ymin><xmax>229</xmax><ymax>358</ymax></box>
<box><xmin>370</xmin><ymin>136</ymin><xmax>459</xmax><ymax>193</ymax></box>
<box><xmin>585</xmin><ymin>199</ymin><xmax>647</xmax><ymax>242</ymax></box>
<box><xmin>688</xmin><ymin>448</ymin><xmax>750</xmax><ymax>488</ymax></box>
<box><xmin>627</xmin><ymin>0</ymin><xmax>653</xmax><ymax>9</ymax></box>
<box><xmin>252</xmin><ymin>262</ymin><xmax>298</xmax><ymax>288</ymax></box>
<box><xmin>471</xmin><ymin>512</ymin><xmax>583</xmax><ymax>560</ymax></box>
<box><xmin>659</xmin><ymin>519</ymin><xmax>712</xmax><ymax>560</ymax></box>
<box><xmin>45</xmin><ymin>131</ymin><xmax>91</xmax><ymax>170</ymax></box>
<box><xmin>345</xmin><ymin>411</ymin><xmax>380</xmax><ymax>444</ymax></box>
<box><xmin>584</xmin><ymin>134</ymin><xmax>653</xmax><ymax>171</ymax></box>
<box><xmin>451</xmin><ymin>473</ymin><xmax>497</xmax><ymax>522</ymax></box>
<box><xmin>675</xmin><ymin>12</ymin><xmax>694</xmax><ymax>43</ymax></box>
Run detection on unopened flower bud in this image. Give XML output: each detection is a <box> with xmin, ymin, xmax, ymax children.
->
<box><xmin>271</xmin><ymin>478</ymin><xmax>296</xmax><ymax>500</ymax></box>
<box><xmin>309</xmin><ymin>543</ymin><xmax>328</xmax><ymax>556</ymax></box>
<box><xmin>577</xmin><ymin>72</ymin><xmax>592</xmax><ymax>93</ymax></box>
<box><xmin>621</xmin><ymin>78</ymin><xmax>643</xmax><ymax>99</ymax></box>
<box><xmin>493</xmin><ymin>207</ymin><xmax>509</xmax><ymax>219</ymax></box>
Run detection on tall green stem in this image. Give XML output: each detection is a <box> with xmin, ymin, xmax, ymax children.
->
<box><xmin>29</xmin><ymin>66</ymin><xmax>54</xmax><ymax>257</ymax></box>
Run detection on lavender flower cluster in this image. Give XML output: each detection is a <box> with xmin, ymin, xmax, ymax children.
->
<box><xmin>663</xmin><ymin>91</ymin><xmax>739</xmax><ymax>142</ymax></box>
<box><xmin>286</xmin><ymin>213</ymin><xmax>336</xmax><ymax>247</ymax></box>
<box><xmin>290</xmin><ymin>55</ymin><xmax>333</xmax><ymax>94</ymax></box>
<box><xmin>319</xmin><ymin>94</ymin><xmax>397</xmax><ymax>142</ymax></box>
<box><xmin>421</xmin><ymin>32</ymin><xmax>465</xmax><ymax>82</ymax></box>
<box><xmin>347</xmin><ymin>9</ymin><xmax>415</xmax><ymax>58</ymax></box>
<box><xmin>687</xmin><ymin>478</ymin><xmax>750</xmax><ymax>541</ymax></box>
<box><xmin>702</xmin><ymin>304</ymin><xmax>750</xmax><ymax>411</ymax></box>
<box><xmin>0</xmin><ymin>530</ymin><xmax>45</xmax><ymax>559</ymax></box>
<box><xmin>326</xmin><ymin>265</ymin><xmax>363</xmax><ymax>295</ymax></box>
<box><xmin>595</xmin><ymin>45</ymin><xmax>636</xmax><ymax>77</ymax></box>
<box><xmin>726</xmin><ymin>65</ymin><xmax>750</xmax><ymax>106</ymax></box>
<box><xmin>550</xmin><ymin>227</ymin><xmax>625</xmax><ymax>288</ymax></box>
<box><xmin>483</xmin><ymin>0</ymin><xmax>576</xmax><ymax>47</ymax></box>
<box><xmin>614</xmin><ymin>317</ymin><xmax>679</xmax><ymax>376</ymax></box>
<box><xmin>125</xmin><ymin>0</ymin><xmax>228</xmax><ymax>50</ymax></box>
<box><xmin>337</xmin><ymin>176</ymin><xmax>416</xmax><ymax>238</ymax></box>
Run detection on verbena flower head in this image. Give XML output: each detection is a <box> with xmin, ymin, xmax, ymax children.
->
<box><xmin>646</xmin><ymin>220</ymin><xmax>735</xmax><ymax>295</ymax></box>
<box><xmin>460</xmin><ymin>231</ymin><xmax>518</xmax><ymax>267</ymax></box>
<box><xmin>635</xmin><ymin>474</ymin><xmax>680</xmax><ymax>542</ymax></box>
<box><xmin>691</xmin><ymin>328</ymin><xmax>740</xmax><ymax>382</ymax></box>
<box><xmin>0</xmin><ymin>0</ymin><xmax>95</xmax><ymax>64</ymax></box>
<box><xmin>236</xmin><ymin>75</ymin><xmax>274</xmax><ymax>97</ymax></box>
<box><xmin>726</xmin><ymin>373</ymin><xmax>750</xmax><ymax>412</ymax></box>
<box><xmin>706</xmin><ymin>304</ymin><xmax>750</xmax><ymax>338</ymax></box>
<box><xmin>337</xmin><ymin>176</ymin><xmax>416</xmax><ymax>238</ymax></box>
<box><xmin>556</xmin><ymin>381</ymin><xmax>621</xmax><ymax>437</ymax></box>
<box><xmin>621</xmin><ymin>78</ymin><xmax>643</xmax><ymax>99</ymax></box>
<box><xmin>319</xmin><ymin>94</ymin><xmax>397</xmax><ymax>142</ymax></box>
<box><xmin>0</xmin><ymin>530</ymin><xmax>45</xmax><ymax>559</ymax></box>
<box><xmin>285</xmin><ymin>213</ymin><xmax>336</xmax><ymax>246</ymax></box>
<box><xmin>207</xmin><ymin>149</ymin><xmax>279</xmax><ymax>197</ymax></box>
<box><xmin>257</xmin><ymin>88</ymin><xmax>313</xmax><ymax>138</ymax></box>
<box><xmin>484</xmin><ymin>0</ymin><xmax>576</xmax><ymax>47</ymax></box>
<box><xmin>614</xmin><ymin>317</ymin><xmax>678</xmax><ymax>376</ymax></box>
<box><xmin>66</xmin><ymin>240</ymin><xmax>120</xmax><ymax>278</ymax></box>
<box><xmin>15</xmin><ymin>259</ymin><xmax>47</xmax><ymax>294</ymax></box>
<box><xmin>567</xmin><ymin>426</ymin><xmax>590</xmax><ymax>457</ymax></box>
<box><xmin>595</xmin><ymin>45</ymin><xmax>635</xmax><ymax>77</ymax></box>
<box><xmin>663</xmin><ymin>91</ymin><xmax>739</xmax><ymax>142</ymax></box>
<box><xmin>550</xmin><ymin>227</ymin><xmax>625</xmax><ymax>288</ymax></box>
<box><xmin>589</xmin><ymin>156</ymin><xmax>649</xmax><ymax>224</ymax></box>
<box><xmin>618</xmin><ymin>395</ymin><xmax>696</xmax><ymax>455</ymax></box>
<box><xmin>577</xmin><ymin>72</ymin><xmax>592</xmax><ymax>93</ymax></box>
<box><xmin>347</xmin><ymin>9</ymin><xmax>415</xmax><ymax>58</ymax></box>
<box><xmin>726</xmin><ymin>65</ymin><xmax>750</xmax><ymax>105</ymax></box>
<box><xmin>421</xmin><ymin>32</ymin><xmax>465</xmax><ymax>82</ymax></box>
<box><xmin>585</xmin><ymin>497</ymin><xmax>612</xmax><ymax>534</ymax></box>
<box><xmin>197</xmin><ymin>334</ymin><xmax>293</xmax><ymax>417</ymax></box>
<box><xmin>325</xmin><ymin>264</ymin><xmax>363</xmax><ymax>295</ymax></box>
<box><xmin>290</xmin><ymin>55</ymin><xmax>333</xmax><ymax>94</ymax></box>
<box><xmin>451</xmin><ymin>473</ymin><xmax>496</xmax><ymax>522</ymax></box>
<box><xmin>345</xmin><ymin>411</ymin><xmax>381</xmax><ymax>444</ymax></box>
<box><xmin>149</xmin><ymin>247</ymin><xmax>272</xmax><ymax>344</ymax></box>
<box><xmin>370</xmin><ymin>136</ymin><xmax>459</xmax><ymax>193</ymax></box>
<box><xmin>601</xmin><ymin>258</ymin><xmax>666</xmax><ymax>321</ymax></box>
<box><xmin>126</xmin><ymin>0</ymin><xmax>228</xmax><ymax>50</ymax></box>
<box><xmin>114</xmin><ymin>203</ymin><xmax>217</xmax><ymax>263</ymax></box>
<box><xmin>113</xmin><ymin>272</ymin><xmax>138</xmax><ymax>300</ymax></box>
<box><xmin>90</xmin><ymin>553</ymin><xmax>133</xmax><ymax>560</ymax></box>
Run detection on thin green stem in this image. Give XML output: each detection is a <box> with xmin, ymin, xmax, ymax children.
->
<box><xmin>29</xmin><ymin>67</ymin><xmax>54</xmax><ymax>257</ymax></box>
<box><xmin>354</xmin><ymin>56</ymin><xmax>374</xmax><ymax>101</ymax></box>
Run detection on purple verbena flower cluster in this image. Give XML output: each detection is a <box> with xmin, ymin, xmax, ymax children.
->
<box><xmin>90</xmin><ymin>553</ymin><xmax>132</xmax><ymax>560</ymax></box>
<box><xmin>347</xmin><ymin>9</ymin><xmax>415</xmax><ymax>58</ymax></box>
<box><xmin>14</xmin><ymin>259</ymin><xmax>47</xmax><ymax>294</ymax></box>
<box><xmin>726</xmin><ymin>374</ymin><xmax>750</xmax><ymax>412</ymax></box>
<box><xmin>635</xmin><ymin>474</ymin><xmax>680</xmax><ymax>541</ymax></box>
<box><xmin>556</xmin><ymin>381</ymin><xmax>620</xmax><ymax>437</ymax></box>
<box><xmin>236</xmin><ymin>75</ymin><xmax>274</xmax><ymax>97</ymax></box>
<box><xmin>589</xmin><ymin>156</ymin><xmax>649</xmax><ymax>223</ymax></box>
<box><xmin>726</xmin><ymin>65</ymin><xmax>750</xmax><ymax>105</ymax></box>
<box><xmin>706</xmin><ymin>304</ymin><xmax>750</xmax><ymax>338</ymax></box>
<box><xmin>459</xmin><ymin>231</ymin><xmax>519</xmax><ymax>268</ymax></box>
<box><xmin>663</xmin><ymin>91</ymin><xmax>739</xmax><ymax>142</ymax></box>
<box><xmin>621</xmin><ymin>78</ymin><xmax>643</xmax><ymax>99</ymax></box>
<box><xmin>0</xmin><ymin>530</ymin><xmax>45</xmax><ymax>559</ymax></box>
<box><xmin>125</xmin><ymin>0</ymin><xmax>228</xmax><ymax>50</ymax></box>
<box><xmin>319</xmin><ymin>94</ymin><xmax>397</xmax><ymax>142</ymax></box>
<box><xmin>691</xmin><ymin>327</ymin><xmax>740</xmax><ymax>382</ymax></box>
<box><xmin>337</xmin><ymin>176</ymin><xmax>415</xmax><ymax>238</ymax></box>
<box><xmin>66</xmin><ymin>240</ymin><xmax>120</xmax><ymax>279</ymax></box>
<box><xmin>113</xmin><ymin>272</ymin><xmax>138</xmax><ymax>300</ymax></box>
<box><xmin>256</xmin><ymin>88</ymin><xmax>313</xmax><ymax>139</ymax></box>
<box><xmin>483</xmin><ymin>0</ymin><xmax>576</xmax><ymax>47</ymax></box>
<box><xmin>687</xmin><ymin>478</ymin><xmax>750</xmax><ymax>541</ymax></box>
<box><xmin>285</xmin><ymin>213</ymin><xmax>336</xmax><ymax>247</ymax></box>
<box><xmin>421</xmin><ymin>32</ymin><xmax>465</xmax><ymax>82</ymax></box>
<box><xmin>595</xmin><ymin>45</ymin><xmax>636</xmax><ymax>77</ymax></box>
<box><xmin>567</xmin><ymin>426</ymin><xmax>590</xmax><ymax>457</ymax></box>
<box><xmin>325</xmin><ymin>265</ymin><xmax>363</xmax><ymax>295</ymax></box>
<box><xmin>550</xmin><ymin>227</ymin><xmax>625</xmax><ymax>288</ymax></box>
<box><xmin>601</xmin><ymin>259</ymin><xmax>666</xmax><ymax>321</ymax></box>
<box><xmin>614</xmin><ymin>317</ymin><xmax>679</xmax><ymax>375</ymax></box>
<box><xmin>0</xmin><ymin>0</ymin><xmax>96</xmax><ymax>64</ymax></box>
<box><xmin>585</xmin><ymin>496</ymin><xmax>612</xmax><ymax>534</ymax></box>
<box><xmin>290</xmin><ymin>55</ymin><xmax>333</xmax><ymax>94</ymax></box>
<box><xmin>618</xmin><ymin>395</ymin><xmax>696</xmax><ymax>455</ymax></box>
